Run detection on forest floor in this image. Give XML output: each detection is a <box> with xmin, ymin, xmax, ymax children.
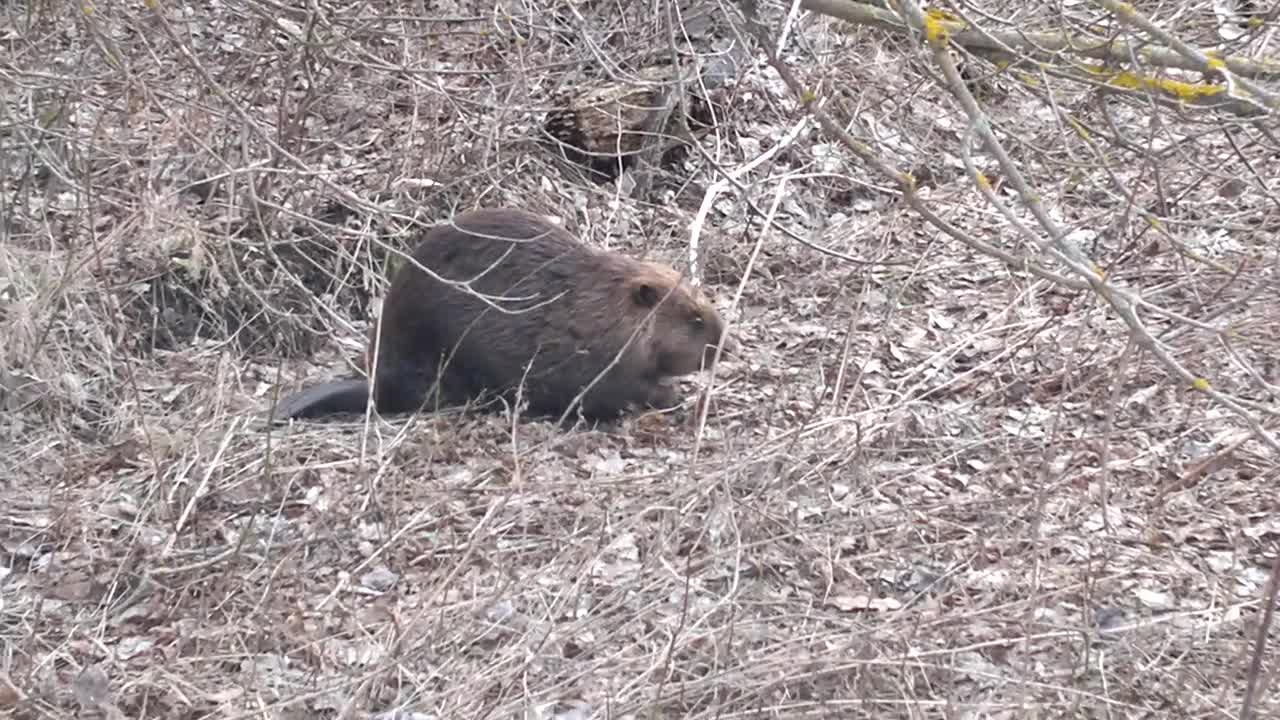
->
<box><xmin>2</xmin><ymin>1</ymin><xmax>1277</xmax><ymax>719</ymax></box>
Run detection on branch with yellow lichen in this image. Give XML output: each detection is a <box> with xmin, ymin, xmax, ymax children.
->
<box><xmin>1091</xmin><ymin>0</ymin><xmax>1278</xmax><ymax>108</ymax></box>
<box><xmin>801</xmin><ymin>0</ymin><xmax>1279</xmax><ymax>118</ymax></box>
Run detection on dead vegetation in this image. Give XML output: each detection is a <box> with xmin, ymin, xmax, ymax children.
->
<box><xmin>1</xmin><ymin>0</ymin><xmax>1278</xmax><ymax>718</ymax></box>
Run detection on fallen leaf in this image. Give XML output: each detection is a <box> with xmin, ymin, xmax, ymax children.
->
<box><xmin>0</xmin><ymin>673</ymin><xmax>22</xmax><ymax>708</ymax></box>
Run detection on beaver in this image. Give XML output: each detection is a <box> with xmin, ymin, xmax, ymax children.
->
<box><xmin>542</xmin><ymin>63</ymin><xmax>720</xmax><ymax>184</ymax></box>
<box><xmin>272</xmin><ymin>207</ymin><xmax>729</xmax><ymax>423</ymax></box>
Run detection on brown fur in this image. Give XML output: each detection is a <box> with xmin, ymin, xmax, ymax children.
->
<box><xmin>542</xmin><ymin>64</ymin><xmax>719</xmax><ymax>183</ymax></box>
<box><xmin>273</xmin><ymin>207</ymin><xmax>729</xmax><ymax>423</ymax></box>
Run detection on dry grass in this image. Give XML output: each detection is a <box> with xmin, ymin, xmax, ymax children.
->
<box><xmin>2</xmin><ymin>0</ymin><xmax>1278</xmax><ymax>718</ymax></box>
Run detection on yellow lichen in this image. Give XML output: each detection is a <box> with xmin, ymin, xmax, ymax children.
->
<box><xmin>923</xmin><ymin>18</ymin><xmax>948</xmax><ymax>45</ymax></box>
<box><xmin>922</xmin><ymin>11</ymin><xmax>964</xmax><ymax>46</ymax></box>
<box><xmin>1191</xmin><ymin>377</ymin><xmax>1211</xmax><ymax>392</ymax></box>
<box><xmin>1090</xmin><ymin>67</ymin><xmax>1226</xmax><ymax>102</ymax></box>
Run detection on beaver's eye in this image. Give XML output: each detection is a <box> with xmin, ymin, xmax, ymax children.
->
<box><xmin>690</xmin><ymin>314</ymin><xmax>705</xmax><ymax>328</ymax></box>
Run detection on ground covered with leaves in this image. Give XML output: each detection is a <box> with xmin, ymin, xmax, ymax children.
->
<box><xmin>2</xmin><ymin>1</ymin><xmax>1278</xmax><ymax>718</ymax></box>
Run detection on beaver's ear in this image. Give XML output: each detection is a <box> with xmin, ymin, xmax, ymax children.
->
<box><xmin>631</xmin><ymin>281</ymin><xmax>661</xmax><ymax>308</ymax></box>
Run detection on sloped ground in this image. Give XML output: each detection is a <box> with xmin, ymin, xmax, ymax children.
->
<box><xmin>2</xmin><ymin>1</ymin><xmax>1277</xmax><ymax>718</ymax></box>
